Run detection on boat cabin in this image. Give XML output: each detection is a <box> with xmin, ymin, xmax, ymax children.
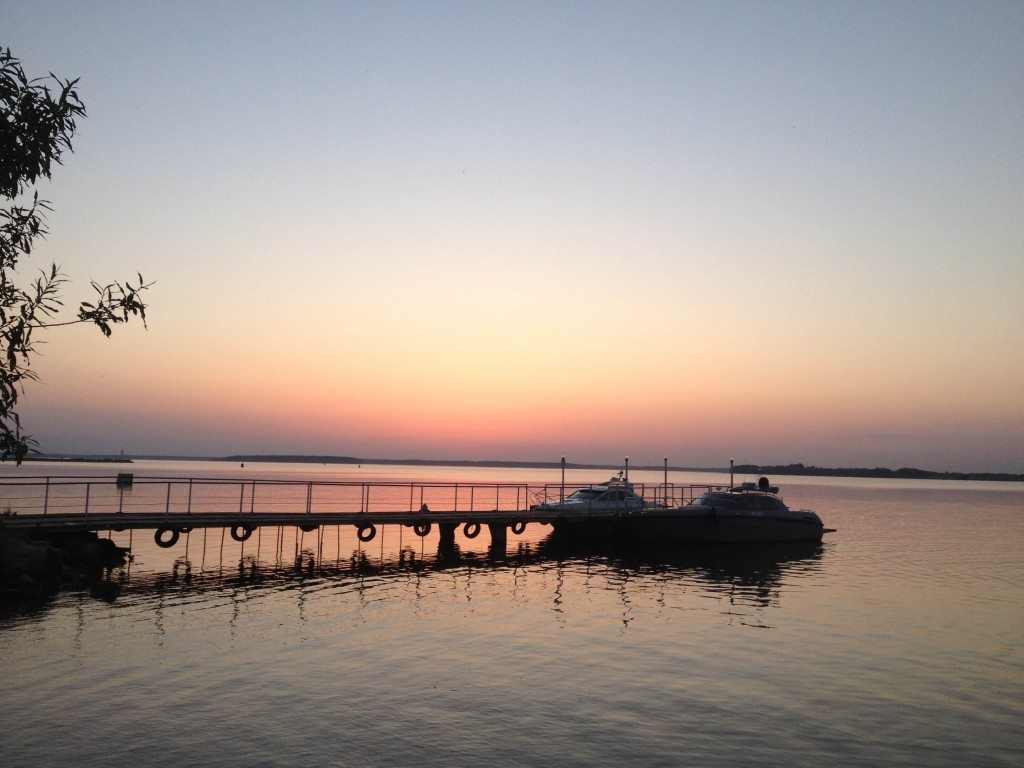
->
<box><xmin>537</xmin><ymin>478</ymin><xmax>646</xmax><ymax>510</ymax></box>
<box><xmin>690</xmin><ymin>491</ymin><xmax>790</xmax><ymax>513</ymax></box>
<box><xmin>690</xmin><ymin>477</ymin><xmax>790</xmax><ymax>513</ymax></box>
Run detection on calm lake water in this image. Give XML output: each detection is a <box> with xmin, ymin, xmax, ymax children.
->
<box><xmin>1</xmin><ymin>460</ymin><xmax>1022</xmax><ymax>767</ymax></box>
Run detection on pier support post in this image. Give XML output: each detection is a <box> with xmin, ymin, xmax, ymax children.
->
<box><xmin>438</xmin><ymin>522</ymin><xmax>458</xmax><ymax>558</ymax></box>
<box><xmin>487</xmin><ymin>523</ymin><xmax>507</xmax><ymax>559</ymax></box>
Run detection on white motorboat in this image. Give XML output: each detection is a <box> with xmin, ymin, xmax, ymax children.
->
<box><xmin>532</xmin><ymin>475</ymin><xmax>651</xmax><ymax>513</ymax></box>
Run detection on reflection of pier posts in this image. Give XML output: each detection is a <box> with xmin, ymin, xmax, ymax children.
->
<box><xmin>488</xmin><ymin>523</ymin><xmax>507</xmax><ymax>559</ymax></box>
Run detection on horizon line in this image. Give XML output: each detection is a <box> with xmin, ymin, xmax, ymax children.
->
<box><xmin>21</xmin><ymin>452</ymin><xmax>1024</xmax><ymax>481</ymax></box>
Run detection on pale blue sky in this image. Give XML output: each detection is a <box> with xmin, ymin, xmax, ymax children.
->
<box><xmin>3</xmin><ymin>1</ymin><xmax>1022</xmax><ymax>470</ymax></box>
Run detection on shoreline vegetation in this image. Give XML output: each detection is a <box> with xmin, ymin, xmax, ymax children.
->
<box><xmin>22</xmin><ymin>454</ymin><xmax>1024</xmax><ymax>482</ymax></box>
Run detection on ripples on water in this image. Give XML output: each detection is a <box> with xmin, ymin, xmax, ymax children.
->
<box><xmin>1</xmin><ymin>468</ymin><xmax>1022</xmax><ymax>767</ymax></box>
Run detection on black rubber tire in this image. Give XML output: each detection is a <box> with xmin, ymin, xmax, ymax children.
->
<box><xmin>413</xmin><ymin>521</ymin><xmax>431</xmax><ymax>537</ymax></box>
<box><xmin>463</xmin><ymin>522</ymin><xmax>481</xmax><ymax>539</ymax></box>
<box><xmin>230</xmin><ymin>524</ymin><xmax>253</xmax><ymax>542</ymax></box>
<box><xmin>511</xmin><ymin>520</ymin><xmax>527</xmax><ymax>535</ymax></box>
<box><xmin>155</xmin><ymin>527</ymin><xmax>180</xmax><ymax>548</ymax></box>
<box><xmin>357</xmin><ymin>524</ymin><xmax>376</xmax><ymax>542</ymax></box>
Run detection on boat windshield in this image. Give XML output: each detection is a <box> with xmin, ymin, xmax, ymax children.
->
<box><xmin>690</xmin><ymin>491</ymin><xmax>789</xmax><ymax>512</ymax></box>
<box><xmin>690</xmin><ymin>492</ymin><xmax>741</xmax><ymax>508</ymax></box>
<box><xmin>568</xmin><ymin>489</ymin><xmax>603</xmax><ymax>500</ymax></box>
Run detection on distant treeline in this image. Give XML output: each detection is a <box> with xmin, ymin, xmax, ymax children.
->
<box><xmin>26</xmin><ymin>456</ymin><xmax>133</xmax><ymax>464</ymax></box>
<box><xmin>733</xmin><ymin>463</ymin><xmax>1024</xmax><ymax>483</ymax></box>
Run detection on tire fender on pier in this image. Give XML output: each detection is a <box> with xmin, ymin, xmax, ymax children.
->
<box><xmin>413</xmin><ymin>521</ymin><xmax>431</xmax><ymax>537</ymax></box>
<box><xmin>230</xmin><ymin>524</ymin><xmax>253</xmax><ymax>542</ymax></box>
<box><xmin>510</xmin><ymin>520</ymin><xmax>527</xmax><ymax>535</ymax></box>
<box><xmin>463</xmin><ymin>522</ymin><xmax>481</xmax><ymax>539</ymax></box>
<box><xmin>155</xmin><ymin>527</ymin><xmax>180</xmax><ymax>548</ymax></box>
<box><xmin>357</xmin><ymin>523</ymin><xmax>376</xmax><ymax>542</ymax></box>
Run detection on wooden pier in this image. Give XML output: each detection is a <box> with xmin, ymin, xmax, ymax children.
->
<box><xmin>0</xmin><ymin>474</ymin><xmax>723</xmax><ymax>550</ymax></box>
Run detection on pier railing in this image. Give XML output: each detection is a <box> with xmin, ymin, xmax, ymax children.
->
<box><xmin>0</xmin><ymin>476</ymin><xmax>723</xmax><ymax>519</ymax></box>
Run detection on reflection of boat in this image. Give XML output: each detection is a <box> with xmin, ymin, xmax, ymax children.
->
<box><xmin>531</xmin><ymin>475</ymin><xmax>652</xmax><ymax>512</ymax></box>
<box><xmin>541</xmin><ymin>534</ymin><xmax>824</xmax><ymax>577</ymax></box>
<box><xmin>552</xmin><ymin>477</ymin><xmax>830</xmax><ymax>545</ymax></box>
<box><xmin>539</xmin><ymin>537</ymin><xmax>825</xmax><ymax>608</ymax></box>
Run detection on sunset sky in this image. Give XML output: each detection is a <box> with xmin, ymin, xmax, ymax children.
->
<box><xmin>4</xmin><ymin>2</ymin><xmax>1022</xmax><ymax>471</ymax></box>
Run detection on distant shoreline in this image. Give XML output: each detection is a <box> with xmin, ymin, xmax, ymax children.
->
<box><xmin>731</xmin><ymin>463</ymin><xmax>1023</xmax><ymax>483</ymax></box>
<box><xmin>24</xmin><ymin>456</ymin><xmax>133</xmax><ymax>464</ymax></box>
<box><xmin>22</xmin><ymin>453</ymin><xmax>1022</xmax><ymax>482</ymax></box>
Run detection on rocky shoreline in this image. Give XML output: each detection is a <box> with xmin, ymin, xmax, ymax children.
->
<box><xmin>0</xmin><ymin>527</ymin><xmax>130</xmax><ymax>603</ymax></box>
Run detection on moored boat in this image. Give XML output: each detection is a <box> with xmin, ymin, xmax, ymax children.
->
<box><xmin>552</xmin><ymin>476</ymin><xmax>831</xmax><ymax>545</ymax></box>
<box><xmin>531</xmin><ymin>474</ymin><xmax>652</xmax><ymax>513</ymax></box>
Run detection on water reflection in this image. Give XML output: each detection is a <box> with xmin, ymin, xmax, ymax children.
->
<box><xmin>540</xmin><ymin>537</ymin><xmax>826</xmax><ymax>619</ymax></box>
<box><xmin>91</xmin><ymin>530</ymin><xmax>823</xmax><ymax>610</ymax></box>
<box><xmin>0</xmin><ymin>525</ymin><xmax>827</xmax><ymax>630</ymax></box>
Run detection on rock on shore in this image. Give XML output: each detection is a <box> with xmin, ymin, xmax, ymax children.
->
<box><xmin>0</xmin><ymin>526</ymin><xmax>129</xmax><ymax>602</ymax></box>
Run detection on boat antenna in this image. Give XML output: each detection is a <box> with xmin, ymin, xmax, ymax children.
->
<box><xmin>560</xmin><ymin>456</ymin><xmax>565</xmax><ymax>507</ymax></box>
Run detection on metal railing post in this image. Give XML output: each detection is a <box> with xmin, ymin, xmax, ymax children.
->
<box><xmin>43</xmin><ymin>477</ymin><xmax>50</xmax><ymax>516</ymax></box>
<box><xmin>250</xmin><ymin>480</ymin><xmax>256</xmax><ymax>514</ymax></box>
<box><xmin>84</xmin><ymin>483</ymin><xmax>91</xmax><ymax>519</ymax></box>
<box><xmin>166</xmin><ymin>482</ymin><xmax>172</xmax><ymax>515</ymax></box>
<box><xmin>187</xmin><ymin>479</ymin><xmax>193</xmax><ymax>514</ymax></box>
